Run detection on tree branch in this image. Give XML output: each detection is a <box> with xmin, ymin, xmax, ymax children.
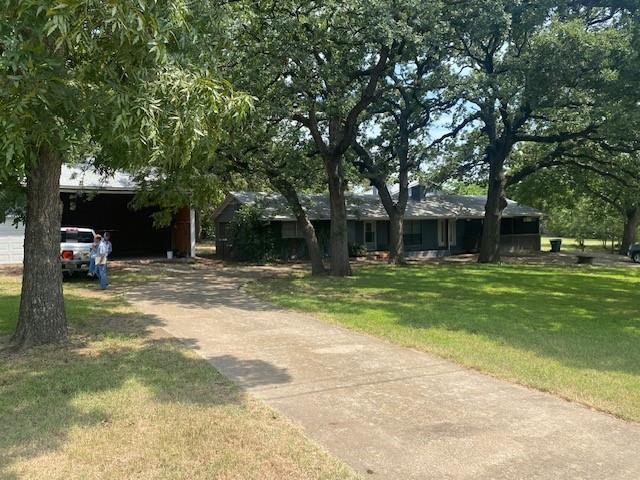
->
<box><xmin>514</xmin><ymin>125</ymin><xmax>598</xmax><ymax>143</ymax></box>
<box><xmin>427</xmin><ymin>111</ymin><xmax>481</xmax><ymax>149</ymax></box>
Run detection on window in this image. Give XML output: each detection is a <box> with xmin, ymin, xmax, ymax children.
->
<box><xmin>60</xmin><ymin>230</ymin><xmax>94</xmax><ymax>243</ymax></box>
<box><xmin>437</xmin><ymin>219</ymin><xmax>456</xmax><ymax>248</ymax></box>
<box><xmin>448</xmin><ymin>220</ymin><xmax>457</xmax><ymax>247</ymax></box>
<box><xmin>364</xmin><ymin>222</ymin><xmax>376</xmax><ymax>245</ymax></box>
<box><xmin>500</xmin><ymin>218</ymin><xmax>514</xmax><ymax>235</ymax></box>
<box><xmin>403</xmin><ymin>220</ymin><xmax>422</xmax><ymax>246</ymax></box>
<box><xmin>282</xmin><ymin>221</ymin><xmax>303</xmax><ymax>239</ymax></box>
<box><xmin>513</xmin><ymin>217</ymin><xmax>539</xmax><ymax>234</ymax></box>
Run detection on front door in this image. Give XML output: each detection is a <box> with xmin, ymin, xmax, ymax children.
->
<box><xmin>364</xmin><ymin>221</ymin><xmax>377</xmax><ymax>250</ymax></box>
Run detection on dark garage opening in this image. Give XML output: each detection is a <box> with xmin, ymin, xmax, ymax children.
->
<box><xmin>61</xmin><ymin>192</ymin><xmax>171</xmax><ymax>258</ymax></box>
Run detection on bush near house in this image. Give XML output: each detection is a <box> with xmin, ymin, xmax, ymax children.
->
<box><xmin>228</xmin><ymin>204</ymin><xmax>279</xmax><ymax>262</ymax></box>
<box><xmin>348</xmin><ymin>243</ymin><xmax>368</xmax><ymax>257</ymax></box>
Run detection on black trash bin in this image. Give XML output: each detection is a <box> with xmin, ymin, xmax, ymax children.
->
<box><xmin>550</xmin><ymin>239</ymin><xmax>562</xmax><ymax>253</ymax></box>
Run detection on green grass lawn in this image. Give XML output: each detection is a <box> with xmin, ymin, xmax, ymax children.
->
<box><xmin>541</xmin><ymin>236</ymin><xmax>614</xmax><ymax>253</ymax></box>
<box><xmin>0</xmin><ymin>273</ymin><xmax>357</xmax><ymax>480</ymax></box>
<box><xmin>249</xmin><ymin>264</ymin><xmax>640</xmax><ymax>422</ymax></box>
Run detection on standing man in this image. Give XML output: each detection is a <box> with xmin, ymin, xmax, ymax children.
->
<box><xmin>88</xmin><ymin>234</ymin><xmax>101</xmax><ymax>278</ymax></box>
<box><xmin>96</xmin><ymin>234</ymin><xmax>110</xmax><ymax>290</ymax></box>
<box><xmin>103</xmin><ymin>232</ymin><xmax>113</xmax><ymax>276</ymax></box>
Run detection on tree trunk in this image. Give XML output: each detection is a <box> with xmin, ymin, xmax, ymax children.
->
<box><xmin>353</xmin><ymin>106</ymin><xmax>410</xmax><ymax>265</ymax></box>
<box><xmin>274</xmin><ymin>179</ymin><xmax>326</xmax><ymax>275</ymax></box>
<box><xmin>373</xmin><ymin>181</ymin><xmax>408</xmax><ymax>265</ymax></box>
<box><xmin>388</xmin><ymin>210</ymin><xmax>405</xmax><ymax>264</ymax></box>
<box><xmin>620</xmin><ymin>206</ymin><xmax>640</xmax><ymax>255</ymax></box>
<box><xmin>299</xmin><ymin>215</ymin><xmax>325</xmax><ymax>275</ymax></box>
<box><xmin>12</xmin><ymin>147</ymin><xmax>67</xmax><ymax>348</ymax></box>
<box><xmin>478</xmin><ymin>153</ymin><xmax>508</xmax><ymax>263</ymax></box>
<box><xmin>325</xmin><ymin>157</ymin><xmax>351</xmax><ymax>276</ymax></box>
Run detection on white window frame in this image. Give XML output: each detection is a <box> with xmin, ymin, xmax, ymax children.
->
<box><xmin>448</xmin><ymin>219</ymin><xmax>457</xmax><ymax>247</ymax></box>
<box><xmin>437</xmin><ymin>219</ymin><xmax>447</xmax><ymax>247</ymax></box>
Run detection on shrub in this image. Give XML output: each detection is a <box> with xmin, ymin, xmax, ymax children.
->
<box><xmin>229</xmin><ymin>204</ymin><xmax>277</xmax><ymax>262</ymax></box>
<box><xmin>199</xmin><ymin>209</ymin><xmax>216</xmax><ymax>240</ymax></box>
<box><xmin>348</xmin><ymin>243</ymin><xmax>367</xmax><ymax>257</ymax></box>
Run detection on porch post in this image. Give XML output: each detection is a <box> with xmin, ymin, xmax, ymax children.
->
<box><xmin>190</xmin><ymin>208</ymin><xmax>196</xmax><ymax>258</ymax></box>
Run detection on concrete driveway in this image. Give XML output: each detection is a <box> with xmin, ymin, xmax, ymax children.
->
<box><xmin>126</xmin><ymin>263</ymin><xmax>640</xmax><ymax>479</ymax></box>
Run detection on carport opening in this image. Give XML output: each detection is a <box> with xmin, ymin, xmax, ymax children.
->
<box><xmin>61</xmin><ymin>192</ymin><xmax>172</xmax><ymax>258</ymax></box>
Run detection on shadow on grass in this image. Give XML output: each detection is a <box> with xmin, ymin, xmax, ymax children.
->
<box><xmin>0</xmin><ymin>294</ymin><xmax>19</xmax><ymax>335</ymax></box>
<box><xmin>123</xmin><ymin>264</ymin><xmax>282</xmax><ymax>313</ymax></box>
<box><xmin>0</xmin><ymin>287</ymin><xmax>291</xmax><ymax>478</ymax></box>
<box><xmin>120</xmin><ymin>261</ymin><xmax>640</xmax><ymax>378</ymax></box>
<box><xmin>258</xmin><ymin>263</ymin><xmax>640</xmax><ymax>378</ymax></box>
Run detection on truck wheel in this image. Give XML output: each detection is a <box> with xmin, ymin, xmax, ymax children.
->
<box><xmin>633</xmin><ymin>252</ymin><xmax>640</xmax><ymax>264</ymax></box>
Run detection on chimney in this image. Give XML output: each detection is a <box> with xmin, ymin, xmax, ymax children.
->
<box><xmin>410</xmin><ymin>184</ymin><xmax>425</xmax><ymax>201</ymax></box>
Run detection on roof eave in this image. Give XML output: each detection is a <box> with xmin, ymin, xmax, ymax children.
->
<box><xmin>211</xmin><ymin>193</ymin><xmax>238</xmax><ymax>221</ymax></box>
<box><xmin>59</xmin><ymin>186</ymin><xmax>139</xmax><ymax>194</ymax></box>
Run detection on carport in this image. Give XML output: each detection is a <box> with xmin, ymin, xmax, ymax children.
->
<box><xmin>60</xmin><ymin>166</ymin><xmax>195</xmax><ymax>259</ymax></box>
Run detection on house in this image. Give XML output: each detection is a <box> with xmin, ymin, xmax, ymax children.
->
<box><xmin>0</xmin><ymin>165</ymin><xmax>196</xmax><ymax>264</ymax></box>
<box><xmin>0</xmin><ymin>218</ymin><xmax>25</xmax><ymax>265</ymax></box>
<box><xmin>212</xmin><ymin>184</ymin><xmax>542</xmax><ymax>260</ymax></box>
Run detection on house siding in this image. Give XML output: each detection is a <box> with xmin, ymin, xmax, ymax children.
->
<box><xmin>347</xmin><ymin>220</ymin><xmax>356</xmax><ymax>245</ymax></box>
<box><xmin>376</xmin><ymin>221</ymin><xmax>389</xmax><ymax>250</ymax></box>
<box><xmin>345</xmin><ymin>219</ymin><xmax>475</xmax><ymax>253</ymax></box>
<box><xmin>500</xmin><ymin>233</ymin><xmax>541</xmax><ymax>252</ymax></box>
<box><xmin>214</xmin><ymin>201</ymin><xmax>241</xmax><ymax>257</ymax></box>
<box><xmin>420</xmin><ymin>220</ymin><xmax>439</xmax><ymax>251</ymax></box>
<box><xmin>213</xmin><ymin>192</ymin><xmax>542</xmax><ymax>260</ymax></box>
<box><xmin>455</xmin><ymin>219</ymin><xmax>466</xmax><ymax>251</ymax></box>
<box><xmin>216</xmin><ymin>201</ymin><xmax>239</xmax><ymax>223</ymax></box>
<box><xmin>355</xmin><ymin>221</ymin><xmax>364</xmax><ymax>245</ymax></box>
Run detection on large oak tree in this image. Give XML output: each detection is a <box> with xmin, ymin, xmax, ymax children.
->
<box><xmin>0</xmin><ymin>1</ymin><xmax>243</xmax><ymax>347</ymax></box>
<box><xmin>441</xmin><ymin>0</ymin><xmax>634</xmax><ymax>262</ymax></box>
<box><xmin>218</xmin><ymin>118</ymin><xmax>329</xmax><ymax>275</ymax></box>
<box><xmin>352</xmin><ymin>37</ymin><xmax>452</xmax><ymax>264</ymax></box>
<box><xmin>231</xmin><ymin>0</ymin><xmax>427</xmax><ymax>275</ymax></box>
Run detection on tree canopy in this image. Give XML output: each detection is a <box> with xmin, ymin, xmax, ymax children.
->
<box><xmin>3</xmin><ymin>0</ymin><xmax>640</xmax><ymax>347</ymax></box>
<box><xmin>1</xmin><ymin>0</ymin><xmax>249</xmax><ymax>348</ymax></box>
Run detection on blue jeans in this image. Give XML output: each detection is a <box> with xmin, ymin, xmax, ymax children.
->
<box><xmin>97</xmin><ymin>264</ymin><xmax>108</xmax><ymax>289</ymax></box>
<box><xmin>89</xmin><ymin>257</ymin><xmax>96</xmax><ymax>275</ymax></box>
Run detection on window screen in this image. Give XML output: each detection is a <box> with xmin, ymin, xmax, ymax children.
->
<box><xmin>403</xmin><ymin>220</ymin><xmax>422</xmax><ymax>246</ymax></box>
<box><xmin>365</xmin><ymin>222</ymin><xmax>375</xmax><ymax>243</ymax></box>
<box><xmin>437</xmin><ymin>219</ymin><xmax>447</xmax><ymax>247</ymax></box>
<box><xmin>282</xmin><ymin>222</ymin><xmax>302</xmax><ymax>238</ymax></box>
<box><xmin>60</xmin><ymin>230</ymin><xmax>94</xmax><ymax>243</ymax></box>
<box><xmin>448</xmin><ymin>220</ymin><xmax>457</xmax><ymax>247</ymax></box>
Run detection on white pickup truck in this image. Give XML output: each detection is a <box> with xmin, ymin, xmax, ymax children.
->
<box><xmin>60</xmin><ymin>227</ymin><xmax>96</xmax><ymax>276</ymax></box>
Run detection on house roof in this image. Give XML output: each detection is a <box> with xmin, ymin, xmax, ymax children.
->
<box><xmin>59</xmin><ymin>165</ymin><xmax>138</xmax><ymax>193</ymax></box>
<box><xmin>216</xmin><ymin>191</ymin><xmax>542</xmax><ymax>222</ymax></box>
